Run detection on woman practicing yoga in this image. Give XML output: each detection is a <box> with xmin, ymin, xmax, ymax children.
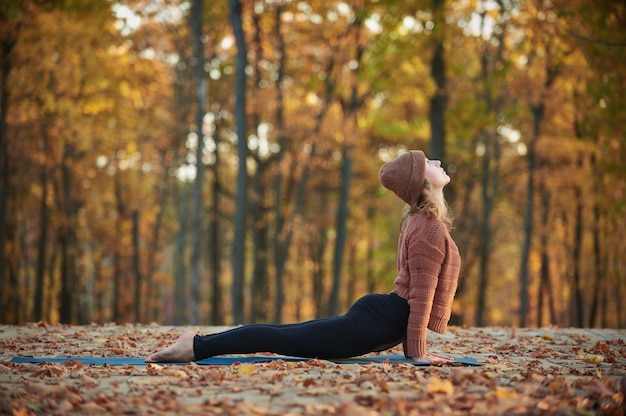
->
<box><xmin>146</xmin><ymin>150</ymin><xmax>460</xmax><ymax>365</ymax></box>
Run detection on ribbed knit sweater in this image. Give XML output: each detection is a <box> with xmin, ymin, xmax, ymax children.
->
<box><xmin>391</xmin><ymin>212</ymin><xmax>461</xmax><ymax>358</ymax></box>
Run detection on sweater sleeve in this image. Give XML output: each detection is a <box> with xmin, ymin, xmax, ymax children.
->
<box><xmin>429</xmin><ymin>237</ymin><xmax>460</xmax><ymax>334</ymax></box>
<box><xmin>403</xmin><ymin>222</ymin><xmax>446</xmax><ymax>358</ymax></box>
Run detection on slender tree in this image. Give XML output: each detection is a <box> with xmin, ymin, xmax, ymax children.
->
<box><xmin>229</xmin><ymin>0</ymin><xmax>248</xmax><ymax>324</ymax></box>
<box><xmin>0</xmin><ymin>13</ymin><xmax>21</xmax><ymax>320</ymax></box>
<box><xmin>271</xmin><ymin>4</ymin><xmax>288</xmax><ymax>323</ymax></box>
<box><xmin>429</xmin><ymin>0</ymin><xmax>447</xmax><ymax>161</ymax></box>
<box><xmin>208</xmin><ymin>118</ymin><xmax>223</xmax><ymax>325</ymax></box>
<box><xmin>189</xmin><ymin>0</ymin><xmax>206</xmax><ymax>325</ymax></box>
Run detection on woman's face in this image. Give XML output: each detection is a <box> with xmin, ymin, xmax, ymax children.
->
<box><xmin>425</xmin><ymin>159</ymin><xmax>450</xmax><ymax>190</ymax></box>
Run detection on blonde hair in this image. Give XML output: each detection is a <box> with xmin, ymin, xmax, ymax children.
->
<box><xmin>400</xmin><ymin>178</ymin><xmax>454</xmax><ymax>231</ymax></box>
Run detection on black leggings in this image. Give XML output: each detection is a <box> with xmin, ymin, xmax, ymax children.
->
<box><xmin>193</xmin><ymin>293</ymin><xmax>410</xmax><ymax>360</ymax></box>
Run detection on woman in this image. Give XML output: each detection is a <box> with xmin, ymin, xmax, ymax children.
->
<box><xmin>146</xmin><ymin>150</ymin><xmax>460</xmax><ymax>365</ymax></box>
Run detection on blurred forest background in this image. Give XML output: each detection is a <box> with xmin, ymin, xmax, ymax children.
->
<box><xmin>0</xmin><ymin>0</ymin><xmax>624</xmax><ymax>328</ymax></box>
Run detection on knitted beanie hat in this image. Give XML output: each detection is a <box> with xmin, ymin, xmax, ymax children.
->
<box><xmin>379</xmin><ymin>150</ymin><xmax>426</xmax><ymax>205</ymax></box>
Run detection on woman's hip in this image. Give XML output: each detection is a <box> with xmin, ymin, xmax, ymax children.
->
<box><xmin>348</xmin><ymin>293</ymin><xmax>409</xmax><ymax>327</ymax></box>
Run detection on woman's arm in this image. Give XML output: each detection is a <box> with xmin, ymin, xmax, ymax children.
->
<box><xmin>403</xmin><ymin>221</ymin><xmax>447</xmax><ymax>358</ymax></box>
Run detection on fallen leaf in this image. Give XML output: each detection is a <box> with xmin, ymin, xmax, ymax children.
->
<box><xmin>31</xmin><ymin>363</ymin><xmax>66</xmax><ymax>378</ymax></box>
<box><xmin>163</xmin><ymin>368</ymin><xmax>188</xmax><ymax>379</ymax></box>
<box><xmin>584</xmin><ymin>354</ymin><xmax>604</xmax><ymax>364</ymax></box>
<box><xmin>237</xmin><ymin>363</ymin><xmax>256</xmax><ymax>376</ymax></box>
<box><xmin>83</xmin><ymin>375</ymin><xmax>100</xmax><ymax>388</ymax></box>
<box><xmin>495</xmin><ymin>386</ymin><xmax>519</xmax><ymax>399</ymax></box>
<box><xmin>425</xmin><ymin>376</ymin><xmax>454</xmax><ymax>395</ymax></box>
<box><xmin>3</xmin><ymin>325</ymin><xmax>626</xmax><ymax>415</ymax></box>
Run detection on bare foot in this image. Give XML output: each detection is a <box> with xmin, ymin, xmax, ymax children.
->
<box><xmin>145</xmin><ymin>331</ymin><xmax>196</xmax><ymax>363</ymax></box>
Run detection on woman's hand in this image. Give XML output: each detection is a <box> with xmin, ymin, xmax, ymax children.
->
<box><xmin>409</xmin><ymin>353</ymin><xmax>454</xmax><ymax>364</ymax></box>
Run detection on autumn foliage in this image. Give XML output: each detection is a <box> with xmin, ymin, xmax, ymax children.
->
<box><xmin>0</xmin><ymin>0</ymin><xmax>624</xmax><ymax>328</ymax></box>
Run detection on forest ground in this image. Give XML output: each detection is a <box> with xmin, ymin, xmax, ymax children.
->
<box><xmin>0</xmin><ymin>324</ymin><xmax>624</xmax><ymax>415</ymax></box>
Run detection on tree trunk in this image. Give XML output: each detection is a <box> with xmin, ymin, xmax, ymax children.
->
<box><xmin>82</xmin><ymin>242</ymin><xmax>94</xmax><ymax>324</ymax></box>
<box><xmin>174</xmin><ymin>181</ymin><xmax>189</xmax><ymax>325</ymax></box>
<box><xmin>346</xmin><ymin>243</ymin><xmax>357</xmax><ymax>311</ymax></box>
<box><xmin>537</xmin><ymin>186</ymin><xmax>556</xmax><ymax>326</ymax></box>
<box><xmin>312</xmin><ymin>230</ymin><xmax>328</xmax><ymax>318</ymax></box>
<box><xmin>4</xmin><ymin>238</ymin><xmax>21</xmax><ymax>322</ymax></box>
<box><xmin>229</xmin><ymin>0</ymin><xmax>248</xmax><ymax>324</ymax></box>
<box><xmin>366</xmin><ymin>207</ymin><xmax>376</xmax><ymax>294</ymax></box>
<box><xmin>47</xmin><ymin>242</ymin><xmax>59</xmax><ymax>322</ymax></box>
<box><xmin>112</xmin><ymin>173</ymin><xmax>126</xmax><ymax>324</ymax></box>
<box><xmin>189</xmin><ymin>0</ymin><xmax>206</xmax><ymax>326</ymax></box>
<box><xmin>169</xmin><ymin>19</ymin><xmax>193</xmax><ymax>326</ymax></box>
<box><xmin>92</xmin><ymin>246</ymin><xmax>104</xmax><ymax>322</ymax></box>
<box><xmin>614</xmin><ymin>251</ymin><xmax>624</xmax><ymax>327</ymax></box>
<box><xmin>58</xmin><ymin>208</ymin><xmax>73</xmax><ymax>322</ymax></box>
<box><xmin>600</xmin><ymin>281</ymin><xmax>608</xmax><ymax>328</ymax></box>
<box><xmin>248</xmin><ymin>12</ymin><xmax>269</xmax><ymax>324</ymax></box>
<box><xmin>294</xmin><ymin>244</ymin><xmax>309</xmax><ymax>322</ymax></box>
<box><xmin>132</xmin><ymin>210</ymin><xmax>142</xmax><ymax>322</ymax></box>
<box><xmin>209</xmin><ymin>123</ymin><xmax>223</xmax><ymax>325</ymax></box>
<box><xmin>429</xmin><ymin>0</ymin><xmax>447</xmax><ymax>161</ymax></box>
<box><xmin>476</xmin><ymin>133</ymin><xmax>492</xmax><ymax>327</ymax></box>
<box><xmin>271</xmin><ymin>5</ymin><xmax>287</xmax><ymax>323</ymax></box>
<box><xmin>34</xmin><ymin>133</ymin><xmax>49</xmax><ymax>322</ymax></box>
<box><xmin>250</xmin><ymin>161</ymin><xmax>269</xmax><ymax>323</ymax></box>
<box><xmin>519</xmin><ymin>104</ymin><xmax>542</xmax><ymax>327</ymax></box>
<box><xmin>588</xmin><ymin>186</ymin><xmax>604</xmax><ymax>327</ymax></box>
<box><xmin>144</xmin><ymin>171</ymin><xmax>168</xmax><ymax>323</ymax></box>
<box><xmin>571</xmin><ymin>154</ymin><xmax>585</xmax><ymax>327</ymax></box>
<box><xmin>329</xmin><ymin>143</ymin><xmax>352</xmax><ymax>316</ymax></box>
<box><xmin>58</xmin><ymin>143</ymin><xmax>79</xmax><ymax>324</ymax></box>
<box><xmin>4</xmin><ymin>221</ymin><xmax>18</xmax><ymax>323</ymax></box>
<box><xmin>0</xmin><ymin>25</ymin><xmax>19</xmax><ymax>318</ymax></box>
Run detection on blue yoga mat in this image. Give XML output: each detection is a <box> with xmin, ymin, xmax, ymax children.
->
<box><xmin>10</xmin><ymin>354</ymin><xmax>481</xmax><ymax>366</ymax></box>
